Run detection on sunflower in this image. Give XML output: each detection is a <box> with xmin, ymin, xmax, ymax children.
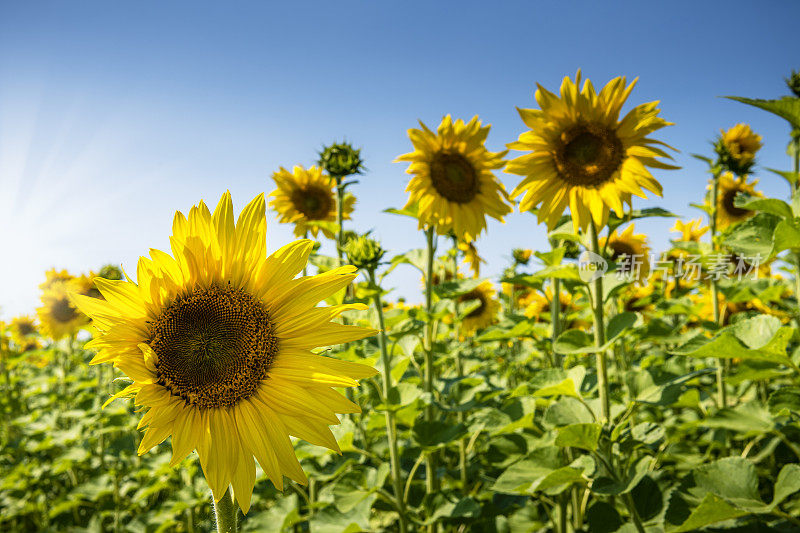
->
<box><xmin>506</xmin><ymin>70</ymin><xmax>677</xmax><ymax>231</ymax></box>
<box><xmin>458</xmin><ymin>280</ymin><xmax>500</xmax><ymax>334</ymax></box>
<box><xmin>601</xmin><ymin>224</ymin><xmax>650</xmax><ymax>279</ymax></box>
<box><xmin>671</xmin><ymin>218</ymin><xmax>708</xmax><ymax>242</ymax></box>
<box><xmin>521</xmin><ymin>287</ymin><xmax>572</xmax><ymax>320</ymax></box>
<box><xmin>71</xmin><ymin>192</ymin><xmax>377</xmax><ymax>513</ymax></box>
<box><xmin>9</xmin><ymin>315</ymin><xmax>38</xmax><ymax>346</ymax></box>
<box><xmin>74</xmin><ymin>272</ymin><xmax>103</xmax><ymax>299</ymax></box>
<box><xmin>38</xmin><ymin>281</ymin><xmax>88</xmax><ymax>340</ymax></box>
<box><xmin>715</xmin><ymin>123</ymin><xmax>762</xmax><ymax>176</ymax></box>
<box><xmin>396</xmin><ymin>115</ymin><xmax>512</xmax><ymax>242</ymax></box>
<box><xmin>39</xmin><ymin>268</ymin><xmax>74</xmax><ymax>292</ymax></box>
<box><xmin>621</xmin><ymin>283</ymin><xmax>655</xmax><ymax>313</ymax></box>
<box><xmin>269</xmin><ymin>166</ymin><xmax>355</xmax><ymax>239</ymax></box>
<box><xmin>458</xmin><ymin>241</ymin><xmax>485</xmax><ymax>277</ymax></box>
<box><xmin>714</xmin><ymin>172</ymin><xmax>762</xmax><ymax>229</ymax></box>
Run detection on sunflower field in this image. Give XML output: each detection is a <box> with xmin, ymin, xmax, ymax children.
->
<box><xmin>3</xmin><ymin>70</ymin><xmax>800</xmax><ymax>533</ymax></box>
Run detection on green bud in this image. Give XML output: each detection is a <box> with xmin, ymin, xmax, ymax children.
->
<box><xmin>344</xmin><ymin>235</ymin><xmax>386</xmax><ymax>271</ymax></box>
<box><xmin>512</xmin><ymin>248</ymin><xmax>532</xmax><ymax>266</ymax></box>
<box><xmin>318</xmin><ymin>142</ymin><xmax>365</xmax><ymax>178</ymax></box>
<box><xmin>786</xmin><ymin>70</ymin><xmax>800</xmax><ymax>98</ymax></box>
<box><xmin>97</xmin><ymin>264</ymin><xmax>124</xmax><ymax>280</ymax></box>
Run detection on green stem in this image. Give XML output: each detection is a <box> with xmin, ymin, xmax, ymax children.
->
<box><xmin>451</xmin><ymin>238</ymin><xmax>469</xmax><ymax>491</ymax></box>
<box><xmin>422</xmin><ymin>227</ymin><xmax>439</xmax><ymax>529</ymax></box>
<box><xmin>213</xmin><ymin>486</ymin><xmax>238</xmax><ymax>533</ymax></box>
<box><xmin>709</xmin><ymin>170</ymin><xmax>727</xmax><ymax>409</ymax></box>
<box><xmin>551</xmin><ymin>275</ymin><xmax>562</xmax><ymax>368</ymax></box>
<box><xmin>588</xmin><ymin>222</ymin><xmax>610</xmax><ymax>423</ymax></box>
<box><xmin>335</xmin><ymin>177</ymin><xmax>346</xmax><ymax>266</ymax></box>
<box><xmin>623</xmin><ymin>492</ymin><xmax>647</xmax><ymax>533</ymax></box>
<box><xmin>369</xmin><ymin>270</ymin><xmax>408</xmax><ymax>533</ymax></box>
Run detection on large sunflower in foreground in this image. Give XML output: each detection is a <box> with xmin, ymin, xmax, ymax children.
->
<box><xmin>458</xmin><ymin>280</ymin><xmax>501</xmax><ymax>335</ymax></box>
<box><xmin>269</xmin><ymin>165</ymin><xmax>354</xmax><ymax>239</ymax></box>
<box><xmin>396</xmin><ymin>115</ymin><xmax>512</xmax><ymax>242</ymax></box>
<box><xmin>714</xmin><ymin>172</ymin><xmax>762</xmax><ymax>229</ymax></box>
<box><xmin>506</xmin><ymin>71</ymin><xmax>678</xmax><ymax>230</ymax></box>
<box><xmin>71</xmin><ymin>192</ymin><xmax>378</xmax><ymax>513</ymax></box>
<box><xmin>37</xmin><ymin>281</ymin><xmax>88</xmax><ymax>340</ymax></box>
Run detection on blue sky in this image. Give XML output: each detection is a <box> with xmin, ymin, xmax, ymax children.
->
<box><xmin>0</xmin><ymin>0</ymin><xmax>797</xmax><ymax>318</ymax></box>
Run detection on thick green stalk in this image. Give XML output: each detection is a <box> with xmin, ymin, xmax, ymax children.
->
<box><xmin>335</xmin><ymin>177</ymin><xmax>346</xmax><ymax>266</ymax></box>
<box><xmin>422</xmin><ymin>227</ymin><xmax>440</xmax><ymax>521</ymax></box>
<box><xmin>451</xmin><ymin>240</ymin><xmax>468</xmax><ymax>490</ymax></box>
<box><xmin>213</xmin><ymin>487</ymin><xmax>238</xmax><ymax>533</ymax></box>
<box><xmin>369</xmin><ymin>270</ymin><xmax>408</xmax><ymax>533</ymax></box>
<box><xmin>588</xmin><ymin>222</ymin><xmax>610</xmax><ymax>423</ymax></box>
<box><xmin>551</xmin><ymin>276</ymin><xmax>562</xmax><ymax>368</ymax></box>
<box><xmin>709</xmin><ymin>171</ymin><xmax>727</xmax><ymax>409</ymax></box>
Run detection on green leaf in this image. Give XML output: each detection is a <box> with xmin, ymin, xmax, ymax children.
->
<box><xmin>491</xmin><ymin>447</ymin><xmax>563</xmax><ymax>494</ymax></box>
<box><xmin>632</xmin><ymin>475</ymin><xmax>664</xmax><ymax>522</ymax></box>
<box><xmin>734</xmin><ymin>196</ymin><xmax>793</xmax><ymax>219</ymax></box>
<box><xmin>693</xmin><ymin>457</ymin><xmax>762</xmax><ymax>507</ymax></box>
<box><xmin>592</xmin><ymin>456</ymin><xmax>652</xmax><ymax>496</ymax></box>
<box><xmin>725</xmin><ymin>96</ymin><xmax>800</xmax><ymax>130</ymax></box>
<box><xmin>701</xmin><ymin>403</ymin><xmax>774</xmax><ymax>434</ymax></box>
<box><xmin>553</xmin><ymin>329</ymin><xmax>596</xmax><ymax>354</ymax></box>
<box><xmin>671</xmin><ymin>493</ymin><xmax>748</xmax><ymax>533</ymax></box>
<box><xmin>770</xmin><ymin>464</ymin><xmax>800</xmax><ymax>507</ymax></box>
<box><xmin>384</xmin><ymin>204</ymin><xmax>419</xmax><ymax>219</ymax></box>
<box><xmin>412</xmin><ymin>421</ymin><xmax>467</xmax><ymax>449</ymax></box>
<box><xmin>771</xmin><ymin>219</ymin><xmax>800</xmax><ymax>254</ymax></box>
<box><xmin>586</xmin><ymin>502</ymin><xmax>623</xmax><ymax>533</ymax></box>
<box><xmin>722</xmin><ymin>213</ymin><xmax>779</xmax><ymax>257</ymax></box>
<box><xmin>433</xmin><ymin>277</ymin><xmax>485</xmax><ymax>298</ymax></box>
<box><xmin>545</xmin><ymin>397</ymin><xmax>595</xmax><ymax>426</ymax></box>
<box><xmin>768</xmin><ymin>386</ymin><xmax>800</xmax><ymax>416</ymax></box>
<box><xmin>731</xmin><ymin>315</ymin><xmax>781</xmax><ymax>348</ymax></box>
<box><xmin>673</xmin><ymin>320</ymin><xmax>795</xmax><ymax>367</ymax></box>
<box><xmin>767</xmin><ymin>167</ymin><xmax>799</xmax><ymax>187</ymax></box>
<box><xmin>555</xmin><ymin>423</ymin><xmax>601</xmax><ymax>451</ymax></box>
<box><xmin>606</xmin><ymin>312</ymin><xmax>637</xmax><ymax>341</ymax></box>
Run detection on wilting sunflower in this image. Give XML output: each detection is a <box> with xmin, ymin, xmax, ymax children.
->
<box><xmin>715</xmin><ymin>123</ymin><xmax>762</xmax><ymax>176</ymax></box>
<box><xmin>37</xmin><ymin>281</ymin><xmax>88</xmax><ymax>340</ymax></box>
<box><xmin>671</xmin><ymin>218</ymin><xmax>708</xmax><ymax>242</ymax></box>
<box><xmin>269</xmin><ymin>165</ymin><xmax>355</xmax><ymax>239</ymax></box>
<box><xmin>506</xmin><ymin>70</ymin><xmax>677</xmax><ymax>230</ymax></box>
<box><xmin>458</xmin><ymin>280</ymin><xmax>501</xmax><ymax>334</ymax></box>
<box><xmin>458</xmin><ymin>241</ymin><xmax>485</xmax><ymax>277</ymax></box>
<box><xmin>714</xmin><ymin>172</ymin><xmax>762</xmax><ymax>229</ymax></box>
<box><xmin>396</xmin><ymin>115</ymin><xmax>512</xmax><ymax>242</ymax></box>
<box><xmin>9</xmin><ymin>315</ymin><xmax>37</xmax><ymax>346</ymax></box>
<box><xmin>71</xmin><ymin>192</ymin><xmax>377</xmax><ymax>513</ymax></box>
<box><xmin>601</xmin><ymin>224</ymin><xmax>650</xmax><ymax>279</ymax></box>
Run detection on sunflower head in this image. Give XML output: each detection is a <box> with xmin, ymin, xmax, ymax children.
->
<box><xmin>671</xmin><ymin>218</ymin><xmax>709</xmax><ymax>242</ymax></box>
<box><xmin>601</xmin><ymin>224</ymin><xmax>650</xmax><ymax>279</ymax></box>
<box><xmin>458</xmin><ymin>241</ymin><xmax>485</xmax><ymax>278</ymax></box>
<box><xmin>71</xmin><ymin>192</ymin><xmax>377</xmax><ymax>513</ymax></box>
<box><xmin>396</xmin><ymin>115</ymin><xmax>512</xmax><ymax>242</ymax></box>
<box><xmin>458</xmin><ymin>280</ymin><xmax>500</xmax><ymax>335</ymax></box>
<box><xmin>786</xmin><ymin>70</ymin><xmax>800</xmax><ymax>98</ymax></box>
<box><xmin>715</xmin><ymin>124</ymin><xmax>762</xmax><ymax>176</ymax></box>
<box><xmin>512</xmin><ymin>248</ymin><xmax>533</xmax><ymax>266</ymax></box>
<box><xmin>714</xmin><ymin>172</ymin><xmax>762</xmax><ymax>229</ymax></box>
<box><xmin>507</xmin><ymin>70</ymin><xmax>677</xmax><ymax>231</ymax></box>
<box><xmin>37</xmin><ymin>281</ymin><xmax>88</xmax><ymax>340</ymax></box>
<box><xmin>344</xmin><ymin>235</ymin><xmax>386</xmax><ymax>272</ymax></box>
<box><xmin>39</xmin><ymin>268</ymin><xmax>74</xmax><ymax>292</ymax></box>
<box><xmin>9</xmin><ymin>315</ymin><xmax>37</xmax><ymax>346</ymax></box>
<box><xmin>318</xmin><ymin>142</ymin><xmax>364</xmax><ymax>179</ymax></box>
<box><xmin>269</xmin><ymin>165</ymin><xmax>355</xmax><ymax>239</ymax></box>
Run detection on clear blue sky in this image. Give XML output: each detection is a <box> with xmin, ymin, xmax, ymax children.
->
<box><xmin>1</xmin><ymin>0</ymin><xmax>797</xmax><ymax>318</ymax></box>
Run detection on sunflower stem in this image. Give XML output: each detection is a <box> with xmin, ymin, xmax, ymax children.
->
<box><xmin>422</xmin><ymin>227</ymin><xmax>440</xmax><ymax>524</ymax></box>
<box><xmin>368</xmin><ymin>269</ymin><xmax>409</xmax><ymax>533</ymax></box>
<box><xmin>588</xmin><ymin>222</ymin><xmax>610</xmax><ymax>424</ymax></box>
<box><xmin>709</xmin><ymin>170</ymin><xmax>727</xmax><ymax>409</ymax></box>
<box><xmin>451</xmin><ymin>239</ymin><xmax>469</xmax><ymax>491</ymax></box>
<box><xmin>213</xmin><ymin>486</ymin><xmax>238</xmax><ymax>533</ymax></box>
<box><xmin>551</xmin><ymin>275</ymin><xmax>562</xmax><ymax>369</ymax></box>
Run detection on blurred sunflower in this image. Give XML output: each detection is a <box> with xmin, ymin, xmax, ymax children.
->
<box><xmin>269</xmin><ymin>165</ymin><xmax>354</xmax><ymax>239</ymax></box>
<box><xmin>521</xmin><ymin>286</ymin><xmax>571</xmax><ymax>320</ymax></box>
<box><xmin>506</xmin><ymin>70</ymin><xmax>677</xmax><ymax>230</ymax></box>
<box><xmin>71</xmin><ymin>192</ymin><xmax>377</xmax><ymax>513</ymax></box>
<box><xmin>714</xmin><ymin>172</ymin><xmax>762</xmax><ymax>229</ymax></box>
<box><xmin>9</xmin><ymin>315</ymin><xmax>37</xmax><ymax>346</ymax></box>
<box><xmin>458</xmin><ymin>280</ymin><xmax>501</xmax><ymax>334</ymax></box>
<box><xmin>396</xmin><ymin>115</ymin><xmax>512</xmax><ymax>242</ymax></box>
<box><xmin>671</xmin><ymin>218</ymin><xmax>708</xmax><ymax>242</ymax></box>
<box><xmin>458</xmin><ymin>241</ymin><xmax>485</xmax><ymax>277</ymax></box>
<box><xmin>715</xmin><ymin>123</ymin><xmax>762</xmax><ymax>176</ymax></box>
<box><xmin>601</xmin><ymin>224</ymin><xmax>650</xmax><ymax>279</ymax></box>
<box><xmin>621</xmin><ymin>283</ymin><xmax>655</xmax><ymax>313</ymax></box>
<box><xmin>74</xmin><ymin>272</ymin><xmax>103</xmax><ymax>299</ymax></box>
<box><xmin>39</xmin><ymin>268</ymin><xmax>74</xmax><ymax>292</ymax></box>
<box><xmin>37</xmin><ymin>281</ymin><xmax>88</xmax><ymax>340</ymax></box>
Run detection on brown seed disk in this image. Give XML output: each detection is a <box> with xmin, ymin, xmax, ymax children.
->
<box><xmin>148</xmin><ymin>284</ymin><xmax>278</xmax><ymax>409</ymax></box>
<box><xmin>430</xmin><ymin>151</ymin><xmax>480</xmax><ymax>203</ymax></box>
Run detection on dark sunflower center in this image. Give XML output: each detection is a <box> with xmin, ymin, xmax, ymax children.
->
<box><xmin>51</xmin><ymin>299</ymin><xmax>78</xmax><ymax>323</ymax></box>
<box><xmin>554</xmin><ymin>124</ymin><xmax>624</xmax><ymax>187</ymax></box>
<box><xmin>148</xmin><ymin>285</ymin><xmax>277</xmax><ymax>409</ymax></box>
<box><xmin>460</xmin><ymin>290</ymin><xmax>487</xmax><ymax>318</ymax></box>
<box><xmin>291</xmin><ymin>186</ymin><xmax>333</xmax><ymax>220</ymax></box>
<box><xmin>609</xmin><ymin>242</ymin><xmax>637</xmax><ymax>261</ymax></box>
<box><xmin>17</xmin><ymin>322</ymin><xmax>35</xmax><ymax>336</ymax></box>
<box><xmin>721</xmin><ymin>187</ymin><xmax>750</xmax><ymax>218</ymax></box>
<box><xmin>429</xmin><ymin>151</ymin><xmax>479</xmax><ymax>203</ymax></box>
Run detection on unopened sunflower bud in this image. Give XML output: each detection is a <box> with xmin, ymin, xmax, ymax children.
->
<box><xmin>98</xmin><ymin>264</ymin><xmax>124</xmax><ymax>280</ymax></box>
<box><xmin>786</xmin><ymin>70</ymin><xmax>800</xmax><ymax>98</ymax></box>
<box><xmin>512</xmin><ymin>248</ymin><xmax>532</xmax><ymax>266</ymax></box>
<box><xmin>714</xmin><ymin>123</ymin><xmax>762</xmax><ymax>176</ymax></box>
<box><xmin>318</xmin><ymin>142</ymin><xmax>365</xmax><ymax>179</ymax></box>
<box><xmin>344</xmin><ymin>236</ymin><xmax>386</xmax><ymax>271</ymax></box>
